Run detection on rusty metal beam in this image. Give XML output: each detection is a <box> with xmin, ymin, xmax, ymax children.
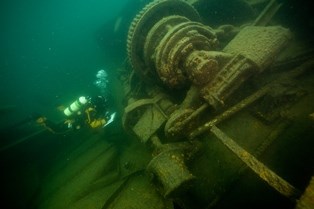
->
<box><xmin>210</xmin><ymin>125</ymin><xmax>301</xmax><ymax>199</ymax></box>
<box><xmin>189</xmin><ymin>84</ymin><xmax>270</xmax><ymax>139</ymax></box>
<box><xmin>296</xmin><ymin>176</ymin><xmax>314</xmax><ymax>209</ymax></box>
<box><xmin>253</xmin><ymin>0</ymin><xmax>282</xmax><ymax>26</ymax></box>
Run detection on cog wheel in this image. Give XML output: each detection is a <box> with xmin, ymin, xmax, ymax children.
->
<box><xmin>127</xmin><ymin>0</ymin><xmax>200</xmax><ymax>83</ymax></box>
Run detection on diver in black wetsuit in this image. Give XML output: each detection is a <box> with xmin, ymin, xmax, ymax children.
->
<box><xmin>36</xmin><ymin>69</ymin><xmax>115</xmax><ymax>134</ymax></box>
<box><xmin>36</xmin><ymin>95</ymin><xmax>116</xmax><ymax>134</ymax></box>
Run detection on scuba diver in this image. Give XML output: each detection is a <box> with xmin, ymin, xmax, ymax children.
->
<box><xmin>36</xmin><ymin>95</ymin><xmax>116</xmax><ymax>134</ymax></box>
<box><xmin>36</xmin><ymin>69</ymin><xmax>116</xmax><ymax>134</ymax></box>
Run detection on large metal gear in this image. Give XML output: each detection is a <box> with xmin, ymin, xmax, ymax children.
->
<box><xmin>127</xmin><ymin>0</ymin><xmax>201</xmax><ymax>83</ymax></box>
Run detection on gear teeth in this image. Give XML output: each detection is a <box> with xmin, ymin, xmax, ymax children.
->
<box><xmin>126</xmin><ymin>0</ymin><xmax>200</xmax><ymax>78</ymax></box>
<box><xmin>126</xmin><ymin>0</ymin><xmax>161</xmax><ymax>69</ymax></box>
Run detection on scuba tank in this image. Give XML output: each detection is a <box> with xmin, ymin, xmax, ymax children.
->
<box><xmin>63</xmin><ymin>96</ymin><xmax>88</xmax><ymax>116</ymax></box>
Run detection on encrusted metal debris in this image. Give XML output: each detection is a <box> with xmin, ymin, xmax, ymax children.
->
<box><xmin>122</xmin><ymin>0</ymin><xmax>314</xmax><ymax>207</ymax></box>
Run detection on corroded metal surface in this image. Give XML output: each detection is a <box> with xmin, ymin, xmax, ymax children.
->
<box><xmin>184</xmin><ymin>51</ymin><xmax>222</xmax><ymax>86</ymax></box>
<box><xmin>201</xmin><ymin>26</ymin><xmax>291</xmax><ymax>108</ymax></box>
<box><xmin>147</xmin><ymin>146</ymin><xmax>195</xmax><ymax>198</ymax></box>
<box><xmin>122</xmin><ymin>0</ymin><xmax>314</xmax><ymax>208</ymax></box>
<box><xmin>190</xmin><ymin>59</ymin><xmax>314</xmax><ymax>139</ymax></box>
<box><xmin>123</xmin><ymin>93</ymin><xmax>175</xmax><ymax>143</ymax></box>
<box><xmin>190</xmin><ymin>84</ymin><xmax>271</xmax><ymax>139</ymax></box>
<box><xmin>154</xmin><ymin>20</ymin><xmax>217</xmax><ymax>88</ymax></box>
<box><xmin>296</xmin><ymin>176</ymin><xmax>314</xmax><ymax>209</ymax></box>
<box><xmin>223</xmin><ymin>26</ymin><xmax>291</xmax><ymax>71</ymax></box>
<box><xmin>127</xmin><ymin>0</ymin><xmax>291</xmax><ymax>109</ymax></box>
<box><xmin>127</xmin><ymin>0</ymin><xmax>200</xmax><ymax>83</ymax></box>
<box><xmin>210</xmin><ymin>125</ymin><xmax>300</xmax><ymax>199</ymax></box>
<box><xmin>147</xmin><ymin>135</ymin><xmax>201</xmax><ymax>198</ymax></box>
<box><xmin>165</xmin><ymin>104</ymin><xmax>207</xmax><ymax>140</ymax></box>
<box><xmin>201</xmin><ymin>53</ymin><xmax>256</xmax><ymax>108</ymax></box>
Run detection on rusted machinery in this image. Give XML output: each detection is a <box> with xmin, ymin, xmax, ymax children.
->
<box><xmin>127</xmin><ymin>0</ymin><xmax>290</xmax><ymax>138</ymax></box>
<box><xmin>123</xmin><ymin>0</ymin><xmax>314</xmax><ymax>208</ymax></box>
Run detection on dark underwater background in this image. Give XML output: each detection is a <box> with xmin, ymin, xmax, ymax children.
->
<box><xmin>0</xmin><ymin>1</ymin><xmax>149</xmax><ymax>208</ymax></box>
<box><xmin>0</xmin><ymin>0</ymin><xmax>151</xmax><ymax>130</ymax></box>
